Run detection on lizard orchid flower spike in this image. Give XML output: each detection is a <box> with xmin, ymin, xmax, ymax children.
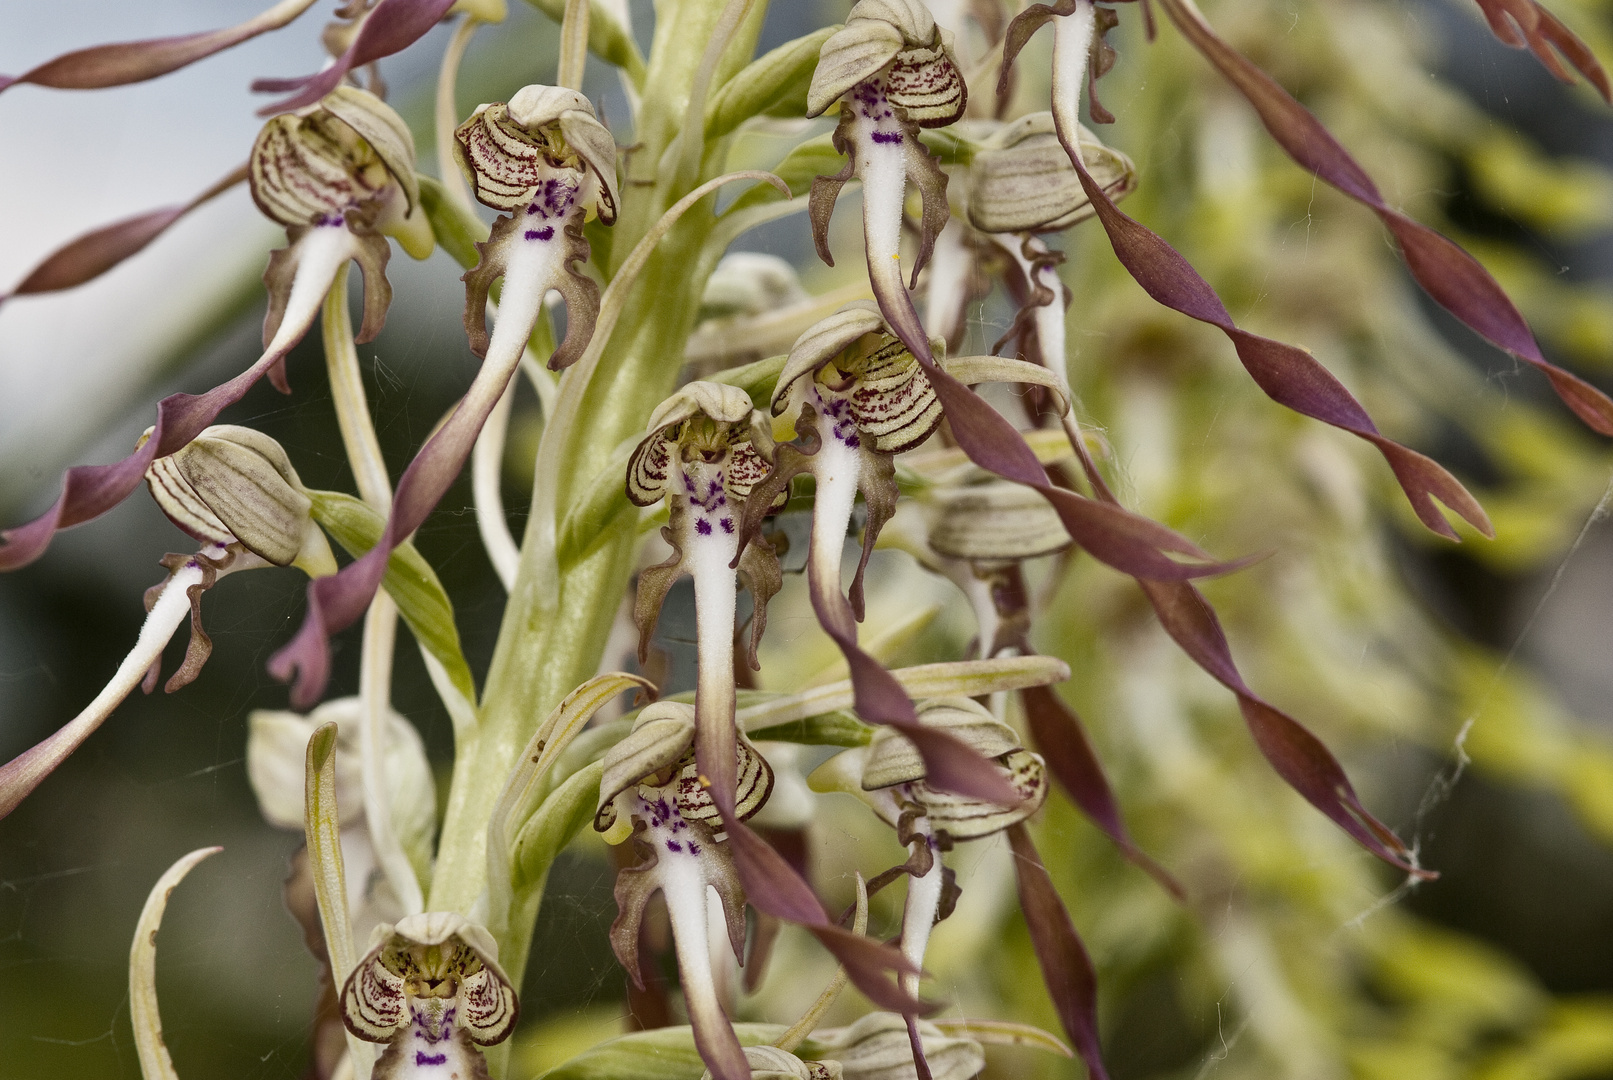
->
<box><xmin>811</xmin><ymin>698</ymin><xmax>1050</xmax><ymax>1078</ymax></box>
<box><xmin>628</xmin><ymin>382</ymin><xmax>783</xmax><ymax>809</ymax></box>
<box><xmin>0</xmin><ymin>427</ymin><xmax>335</xmax><ymax>821</ymax></box>
<box><xmin>594</xmin><ymin>702</ymin><xmax>774</xmax><ymax>1080</ymax></box>
<box><xmin>806</xmin><ymin>0</ymin><xmax>965</xmax><ymax>322</ymax></box>
<box><xmin>0</xmin><ymin>87</ymin><xmax>428</xmax><ymax>573</ymax></box>
<box><xmin>341</xmin><ymin>912</ymin><xmax>519</xmax><ymax>1080</ymax></box>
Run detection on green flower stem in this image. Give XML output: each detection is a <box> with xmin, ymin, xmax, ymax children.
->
<box><xmin>323</xmin><ymin>267</ymin><xmax>426</xmax><ymax>912</ymax></box>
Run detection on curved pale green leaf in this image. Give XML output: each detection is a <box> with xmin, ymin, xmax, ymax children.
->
<box><xmin>131</xmin><ymin>846</ymin><xmax>222</xmax><ymax>1080</ymax></box>
<box><xmin>307</xmin><ymin>489</ymin><xmax>477</xmax><ymax>705</ymax></box>
<box><xmin>522</xmin><ymin>0</ymin><xmax>647</xmax><ymax>85</ymax></box>
<box><xmin>556</xmin><ymin>437</ymin><xmax>640</xmax><ymax>569</ymax></box>
<box><xmin>418</xmin><ymin>174</ymin><xmax>489</xmax><ymax>271</ymax></box>
<box><xmin>706</xmin><ymin>26</ymin><xmax>840</xmax><ymax>139</ymax></box>
<box><xmin>538</xmin><ymin>1023</ymin><xmax>789</xmax><ymax>1080</ymax></box>
<box><xmin>511</xmin><ymin>759</ymin><xmax>604</xmax><ymax>888</ymax></box>
<box><xmin>736</xmin><ymin>656</ymin><xmax>1071</xmax><ymax>733</ymax></box>
<box><xmin>722</xmin><ymin>135</ymin><xmax>840</xmax><ymax>218</ymax></box>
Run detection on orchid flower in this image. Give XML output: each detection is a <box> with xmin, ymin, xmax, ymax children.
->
<box><xmin>594</xmin><ymin>701</ymin><xmax>774</xmax><ymax>1080</ymax></box>
<box><xmin>341</xmin><ymin>912</ymin><xmax>520</xmax><ymax>1080</ymax></box>
<box><xmin>805</xmin><ymin>0</ymin><xmax>966</xmax><ymax>325</ymax></box>
<box><xmin>813</xmin><ymin>1013</ymin><xmax>985</xmax><ymax>1080</ymax></box>
<box><xmin>811</xmin><ymin>698</ymin><xmax>1046</xmax><ymax>1000</ymax></box>
<box><xmin>0</xmin><ymin>426</ymin><xmax>336</xmax><ymax>820</ymax></box>
<box><xmin>455</xmin><ymin>83</ymin><xmax>617</xmax><ymax>372</ymax></box>
<box><xmin>627</xmin><ymin>382</ymin><xmax>783</xmax><ymax>807</ymax></box>
<box><xmin>0</xmin><ymin>86</ymin><xmax>429</xmax><ymax>572</ymax></box>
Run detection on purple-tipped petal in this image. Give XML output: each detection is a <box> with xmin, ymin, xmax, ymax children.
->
<box><xmin>269</xmin><ymin>363</ymin><xmax>515</xmax><ymax>706</ymax></box>
<box><xmin>1138</xmin><ymin>578</ymin><xmax>1433</xmax><ymax>878</ymax></box>
<box><xmin>721</xmin><ymin>813</ymin><xmax>929</xmax><ymax>1015</ymax></box>
<box><xmin>1159</xmin><ymin>0</ymin><xmax>1611</xmax><ymax>444</ymax></box>
<box><xmin>2</xmin><ymin>165</ymin><xmax>247</xmax><ymax>304</ymax></box>
<box><xmin>1051</xmin><ymin>123</ymin><xmax>1491</xmax><ymax>540</ymax></box>
<box><xmin>0</xmin><ymin>226</ymin><xmax>365</xmax><ymax>571</ymax></box>
<box><xmin>1020</xmin><ymin>684</ymin><xmax>1184</xmax><ymax>900</ymax></box>
<box><xmin>1007</xmin><ymin>823</ymin><xmax>1109</xmax><ymax>1080</ymax></box>
<box><xmin>0</xmin><ymin>0</ymin><xmax>317</xmax><ymax>94</ymax></box>
<box><xmin>1470</xmin><ymin>0</ymin><xmax>1612</xmax><ymax>100</ymax></box>
<box><xmin>253</xmin><ymin>0</ymin><xmax>458</xmax><ymax>115</ymax></box>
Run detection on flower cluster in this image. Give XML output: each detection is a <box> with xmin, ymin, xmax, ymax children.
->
<box><xmin>5</xmin><ymin>0</ymin><xmax>1613</xmax><ymax>1078</ymax></box>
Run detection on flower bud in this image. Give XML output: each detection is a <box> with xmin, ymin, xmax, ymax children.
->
<box><xmin>250</xmin><ymin>86</ymin><xmax>420</xmax><ymax>233</ymax></box>
<box><xmin>453</xmin><ymin>84</ymin><xmax>619</xmax><ymax>223</ymax></box>
<box><xmin>926</xmin><ymin>481</ymin><xmax>1072</xmax><ymax>562</ymax></box>
<box><xmin>816</xmin><ymin>1013</ymin><xmax>984</xmax><ymax>1080</ymax></box>
<box><xmin>246</xmin><ymin>697</ymin><xmax>435</xmax><ymax>846</ymax></box>
<box><xmin>965</xmin><ymin>113</ymin><xmax>1137</xmax><ymax>234</ymax></box>
<box><xmin>143</xmin><ymin>424</ymin><xmax>336</xmax><ymax>575</ymax></box>
<box><xmin>808</xmin><ymin>0</ymin><xmax>966</xmax><ymax>126</ymax></box>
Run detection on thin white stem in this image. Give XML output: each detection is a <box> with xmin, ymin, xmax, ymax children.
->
<box><xmin>324</xmin><ymin>264</ymin><xmax>393</xmax><ymax>512</ymax></box>
<box><xmin>435</xmin><ymin>15</ymin><xmax>482</xmax><ymax>215</ymax></box>
<box><xmin>0</xmin><ymin>554</ymin><xmax>219</xmax><ymax>818</ymax></box>
<box><xmin>899</xmin><ymin>816</ymin><xmax>942</xmax><ymax>1001</ymax></box>
<box><xmin>923</xmin><ymin>217</ymin><xmax>972</xmax><ymax>343</ymax></box>
<box><xmin>359</xmin><ymin>592</ymin><xmax>425</xmax><ymax>914</ymax></box>
<box><xmin>324</xmin><ymin>270</ymin><xmax>425</xmax><ymax>918</ymax></box>
<box><xmin>1050</xmin><ymin>1</ymin><xmax>1097</xmax><ymax>156</ymax></box>
<box><xmin>473</xmin><ymin>373</ymin><xmax>521</xmax><ymax>590</ymax></box>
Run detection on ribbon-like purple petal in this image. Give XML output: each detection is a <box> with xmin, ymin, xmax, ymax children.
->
<box><xmin>1</xmin><ymin>165</ymin><xmax>247</xmax><ymax>305</ymax></box>
<box><xmin>1137</xmin><ymin>577</ymin><xmax>1432</xmax><ymax>878</ymax></box>
<box><xmin>721</xmin><ymin>808</ymin><xmax>929</xmax><ymax>1016</ymax></box>
<box><xmin>252</xmin><ymin>0</ymin><xmax>458</xmax><ymax>115</ymax></box>
<box><xmin>1468</xmin><ymin>0</ymin><xmax>1611</xmax><ymax>100</ymax></box>
<box><xmin>0</xmin><ymin>0</ymin><xmax>317</xmax><ymax>94</ymax></box>
<box><xmin>1160</xmin><ymin>0</ymin><xmax>1612</xmax><ymax>444</ymax></box>
<box><xmin>1020</xmin><ymin>684</ymin><xmax>1184</xmax><ymax>899</ymax></box>
<box><xmin>1007</xmin><ymin>822</ymin><xmax>1109</xmax><ymax>1080</ymax></box>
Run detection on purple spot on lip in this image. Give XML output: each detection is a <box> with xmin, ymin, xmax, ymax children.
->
<box><xmin>871</xmin><ymin>130</ymin><xmax>903</xmax><ymax>144</ymax></box>
<box><xmin>666</xmin><ymin>839</ymin><xmax>683</xmax><ymax>852</ymax></box>
<box><xmin>688</xmin><ymin>841</ymin><xmax>701</xmax><ymax>855</ymax></box>
<box><xmin>416</xmin><ymin>1052</ymin><xmax>447</xmax><ymax>1066</ymax></box>
<box><xmin>696</xmin><ymin>519</ymin><xmax>713</xmax><ymax>535</ymax></box>
<box><xmin>535</xmin><ymin>225</ymin><xmax>554</xmax><ymax>241</ymax></box>
<box><xmin>524</xmin><ymin>230</ymin><xmax>540</xmax><ymax>240</ymax></box>
<box><xmin>720</xmin><ymin>518</ymin><xmax>734</xmax><ymax>533</ymax></box>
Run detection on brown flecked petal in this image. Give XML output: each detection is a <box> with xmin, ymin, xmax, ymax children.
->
<box><xmin>809</xmin><ymin>153</ymin><xmax>857</xmax><ymax>270</ymax></box>
<box><xmin>997</xmin><ymin>0</ymin><xmax>1077</xmax><ymax>99</ymax></box>
<box><xmin>884</xmin><ymin>38</ymin><xmax>967</xmax><ymax>128</ymax></box>
<box><xmin>965</xmin><ymin>115</ymin><xmax>1134</xmax><ymax>234</ymax></box>
<box><xmin>774</xmin><ymin>301</ymin><xmax>887</xmax><ymax>414</ymax></box>
<box><xmin>807</xmin><ymin>18</ymin><xmax>906</xmax><ymax>118</ymax></box>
